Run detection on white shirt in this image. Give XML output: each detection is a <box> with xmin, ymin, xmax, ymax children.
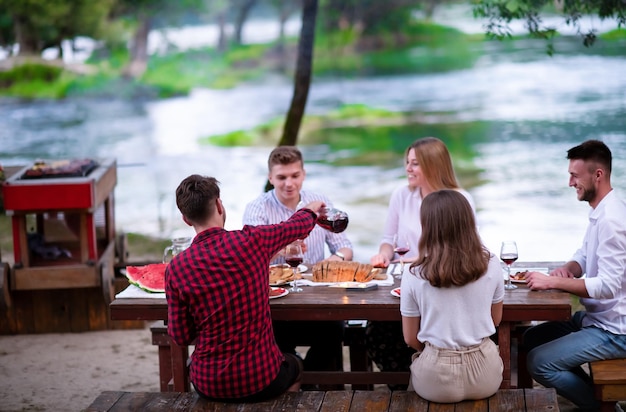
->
<box><xmin>400</xmin><ymin>254</ymin><xmax>504</xmax><ymax>349</ymax></box>
<box><xmin>572</xmin><ymin>190</ymin><xmax>626</xmax><ymax>334</ymax></box>
<box><xmin>242</xmin><ymin>189</ymin><xmax>352</xmax><ymax>264</ymax></box>
<box><xmin>381</xmin><ymin>186</ymin><xmax>475</xmax><ymax>259</ymax></box>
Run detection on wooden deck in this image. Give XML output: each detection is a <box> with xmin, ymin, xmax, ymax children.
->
<box><xmin>86</xmin><ymin>389</ymin><xmax>560</xmax><ymax>412</ymax></box>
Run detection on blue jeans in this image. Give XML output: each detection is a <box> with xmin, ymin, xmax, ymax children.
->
<box><xmin>524</xmin><ymin>311</ymin><xmax>626</xmax><ymax>411</ymax></box>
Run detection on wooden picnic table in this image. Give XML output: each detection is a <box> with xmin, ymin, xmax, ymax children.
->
<box><xmin>109</xmin><ymin>262</ymin><xmax>572</xmax><ymax>392</ymax></box>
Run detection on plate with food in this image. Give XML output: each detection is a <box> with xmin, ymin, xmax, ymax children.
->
<box><xmin>390</xmin><ymin>288</ymin><xmax>401</xmax><ymax>298</ymax></box>
<box><xmin>506</xmin><ymin>268</ymin><xmax>549</xmax><ymax>283</ymax></box>
<box><xmin>269</xmin><ymin>264</ymin><xmax>302</xmax><ymax>286</ymax></box>
<box><xmin>269</xmin><ymin>287</ymin><xmax>289</xmax><ymax>299</ymax></box>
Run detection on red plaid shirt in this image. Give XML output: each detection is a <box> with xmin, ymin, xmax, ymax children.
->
<box><xmin>166</xmin><ymin>208</ymin><xmax>316</xmax><ymax>399</ymax></box>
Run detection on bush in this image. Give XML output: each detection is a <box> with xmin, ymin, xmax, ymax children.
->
<box><xmin>0</xmin><ymin>63</ymin><xmax>64</xmax><ymax>88</ymax></box>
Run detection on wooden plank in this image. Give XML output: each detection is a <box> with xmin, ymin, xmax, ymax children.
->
<box><xmin>84</xmin><ymin>390</ymin><xmax>125</xmax><ymax>411</ymax></box>
<box><xmin>320</xmin><ymin>390</ymin><xmax>353</xmax><ymax>412</ymax></box>
<box><xmin>272</xmin><ymin>391</ymin><xmax>325</xmax><ymax>411</ymax></box>
<box><xmin>68</xmin><ymin>287</ymin><xmax>91</xmax><ymax>332</ymax></box>
<box><xmin>592</xmin><ymin>359</ymin><xmax>626</xmax><ymax>384</ymax></box>
<box><xmin>455</xmin><ymin>397</ymin><xmax>488</xmax><ymax>411</ymax></box>
<box><xmin>350</xmin><ymin>390</ymin><xmax>391</xmax><ymax>412</ymax></box>
<box><xmin>12</xmin><ymin>265</ymin><xmax>100</xmax><ymax>290</ymax></box>
<box><xmin>141</xmin><ymin>392</ymin><xmax>186</xmax><ymax>410</ymax></box>
<box><xmin>32</xmin><ymin>289</ymin><xmax>72</xmax><ymax>333</ymax></box>
<box><xmin>596</xmin><ymin>385</ymin><xmax>626</xmax><ymax>402</ymax></box>
<box><xmin>108</xmin><ymin>391</ymin><xmax>154</xmax><ymax>411</ymax></box>
<box><xmin>523</xmin><ymin>388</ymin><xmax>560</xmax><ymax>411</ymax></box>
<box><xmin>389</xmin><ymin>391</ymin><xmax>429</xmax><ymax>412</ymax></box>
<box><xmin>488</xmin><ymin>389</ymin><xmax>525</xmax><ymax>412</ymax></box>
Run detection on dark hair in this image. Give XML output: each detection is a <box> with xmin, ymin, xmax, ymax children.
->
<box><xmin>411</xmin><ymin>189</ymin><xmax>490</xmax><ymax>288</ymax></box>
<box><xmin>567</xmin><ymin>140</ymin><xmax>612</xmax><ymax>174</ymax></box>
<box><xmin>175</xmin><ymin>175</ymin><xmax>220</xmax><ymax>224</ymax></box>
<box><xmin>268</xmin><ymin>146</ymin><xmax>303</xmax><ymax>171</ymax></box>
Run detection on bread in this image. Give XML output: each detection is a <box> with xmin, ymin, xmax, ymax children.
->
<box><xmin>269</xmin><ymin>264</ymin><xmax>294</xmax><ymax>284</ymax></box>
<box><xmin>312</xmin><ymin>261</ymin><xmax>377</xmax><ymax>282</ymax></box>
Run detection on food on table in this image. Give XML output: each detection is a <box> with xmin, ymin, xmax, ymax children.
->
<box><xmin>269</xmin><ymin>264</ymin><xmax>301</xmax><ymax>284</ymax></box>
<box><xmin>269</xmin><ymin>287</ymin><xmax>286</xmax><ymax>297</ymax></box>
<box><xmin>312</xmin><ymin>261</ymin><xmax>380</xmax><ymax>283</ymax></box>
<box><xmin>511</xmin><ymin>270</ymin><xmax>528</xmax><ymax>281</ymax></box>
<box><xmin>125</xmin><ymin>263</ymin><xmax>167</xmax><ymax>293</ymax></box>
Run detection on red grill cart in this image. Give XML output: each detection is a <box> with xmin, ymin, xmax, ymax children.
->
<box><xmin>2</xmin><ymin>158</ymin><xmax>117</xmax><ymax>301</ymax></box>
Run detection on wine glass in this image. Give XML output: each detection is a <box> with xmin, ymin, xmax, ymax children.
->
<box><xmin>500</xmin><ymin>240</ymin><xmax>518</xmax><ymax>290</ymax></box>
<box><xmin>393</xmin><ymin>234</ymin><xmax>410</xmax><ymax>279</ymax></box>
<box><xmin>285</xmin><ymin>242</ymin><xmax>304</xmax><ymax>293</ymax></box>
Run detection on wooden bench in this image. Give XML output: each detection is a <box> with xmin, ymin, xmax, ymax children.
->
<box><xmin>86</xmin><ymin>388</ymin><xmax>559</xmax><ymax>412</ymax></box>
<box><xmin>590</xmin><ymin>358</ymin><xmax>626</xmax><ymax>412</ymax></box>
<box><xmin>149</xmin><ymin>320</ymin><xmax>378</xmax><ymax>392</ymax></box>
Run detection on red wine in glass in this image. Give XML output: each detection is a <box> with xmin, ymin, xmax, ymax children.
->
<box><xmin>394</xmin><ymin>247</ymin><xmax>410</xmax><ymax>256</ymax></box>
<box><xmin>501</xmin><ymin>256</ymin><xmax>518</xmax><ymax>265</ymax></box>
<box><xmin>285</xmin><ymin>242</ymin><xmax>304</xmax><ymax>293</ymax></box>
<box><xmin>500</xmin><ymin>240</ymin><xmax>518</xmax><ymax>290</ymax></box>
<box><xmin>286</xmin><ymin>257</ymin><xmax>303</xmax><ymax>267</ymax></box>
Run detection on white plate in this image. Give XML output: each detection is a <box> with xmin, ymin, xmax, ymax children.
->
<box><xmin>390</xmin><ymin>288</ymin><xmax>401</xmax><ymax>298</ymax></box>
<box><xmin>504</xmin><ymin>268</ymin><xmax>549</xmax><ymax>283</ymax></box>
<box><xmin>269</xmin><ymin>287</ymin><xmax>289</xmax><ymax>299</ymax></box>
<box><xmin>298</xmin><ymin>264</ymin><xmax>308</xmax><ymax>273</ymax></box>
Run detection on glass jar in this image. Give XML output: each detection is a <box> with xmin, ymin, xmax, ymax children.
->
<box><xmin>163</xmin><ymin>237</ymin><xmax>192</xmax><ymax>263</ymax></box>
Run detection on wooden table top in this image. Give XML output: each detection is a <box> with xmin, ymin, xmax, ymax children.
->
<box><xmin>110</xmin><ymin>261</ymin><xmax>572</xmax><ymax>323</ymax></box>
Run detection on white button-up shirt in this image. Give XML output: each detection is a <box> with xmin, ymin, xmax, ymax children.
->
<box><xmin>572</xmin><ymin>190</ymin><xmax>626</xmax><ymax>334</ymax></box>
<box><xmin>243</xmin><ymin>189</ymin><xmax>352</xmax><ymax>264</ymax></box>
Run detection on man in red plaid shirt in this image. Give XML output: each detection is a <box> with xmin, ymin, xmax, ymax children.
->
<box><xmin>166</xmin><ymin>174</ymin><xmax>325</xmax><ymax>401</ymax></box>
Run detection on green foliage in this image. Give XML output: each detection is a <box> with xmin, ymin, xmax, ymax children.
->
<box><xmin>315</xmin><ymin>21</ymin><xmax>480</xmax><ymax>76</ymax></box>
<box><xmin>0</xmin><ymin>63</ymin><xmax>73</xmax><ymax>98</ymax></box>
<box><xmin>601</xmin><ymin>28</ymin><xmax>626</xmax><ymax>40</ymax></box>
<box><xmin>472</xmin><ymin>0</ymin><xmax>626</xmax><ymax>53</ymax></box>
<box><xmin>202</xmin><ymin>130</ymin><xmax>255</xmax><ymax>146</ymax></box>
<box><xmin>326</xmin><ymin>104</ymin><xmax>395</xmax><ymax>120</ymax></box>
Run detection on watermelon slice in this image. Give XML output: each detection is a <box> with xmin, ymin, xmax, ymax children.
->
<box><xmin>125</xmin><ymin>263</ymin><xmax>167</xmax><ymax>293</ymax></box>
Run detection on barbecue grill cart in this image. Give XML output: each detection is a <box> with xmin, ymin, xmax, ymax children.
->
<box><xmin>0</xmin><ymin>159</ymin><xmax>119</xmax><ymax>332</ymax></box>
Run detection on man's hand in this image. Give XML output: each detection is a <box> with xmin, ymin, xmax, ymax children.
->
<box><xmin>526</xmin><ymin>271</ymin><xmax>554</xmax><ymax>290</ymax></box>
<box><xmin>550</xmin><ymin>267</ymin><xmax>575</xmax><ymax>278</ymax></box>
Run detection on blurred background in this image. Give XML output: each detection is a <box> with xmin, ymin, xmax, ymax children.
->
<box><xmin>1</xmin><ymin>1</ymin><xmax>625</xmax><ymax>263</ymax></box>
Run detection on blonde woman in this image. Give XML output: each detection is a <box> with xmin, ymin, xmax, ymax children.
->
<box><xmin>401</xmin><ymin>189</ymin><xmax>503</xmax><ymax>402</ymax></box>
<box><xmin>367</xmin><ymin>137</ymin><xmax>475</xmax><ymax>388</ymax></box>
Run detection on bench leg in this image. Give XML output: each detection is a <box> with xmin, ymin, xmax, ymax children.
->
<box><xmin>157</xmin><ymin>342</ymin><xmax>173</xmax><ymax>391</ymax></box>
<box><xmin>171</xmin><ymin>341</ymin><xmax>190</xmax><ymax>392</ymax></box>
<box><xmin>344</xmin><ymin>323</ymin><xmax>373</xmax><ymax>390</ymax></box>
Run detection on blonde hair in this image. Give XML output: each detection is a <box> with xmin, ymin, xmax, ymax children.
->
<box><xmin>407</xmin><ymin>137</ymin><xmax>459</xmax><ymax>190</ymax></box>
<box><xmin>411</xmin><ymin>189</ymin><xmax>489</xmax><ymax>288</ymax></box>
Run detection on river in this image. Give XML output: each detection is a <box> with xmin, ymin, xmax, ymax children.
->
<box><xmin>1</xmin><ymin>11</ymin><xmax>625</xmax><ymax>264</ymax></box>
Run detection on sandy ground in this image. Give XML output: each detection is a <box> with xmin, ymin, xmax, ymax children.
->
<box><xmin>0</xmin><ymin>326</ymin><xmax>159</xmax><ymax>411</ymax></box>
<box><xmin>0</xmin><ymin>327</ymin><xmax>623</xmax><ymax>411</ymax></box>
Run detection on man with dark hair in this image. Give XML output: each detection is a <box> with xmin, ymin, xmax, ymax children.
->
<box><xmin>166</xmin><ymin>174</ymin><xmax>326</xmax><ymax>402</ymax></box>
<box><xmin>243</xmin><ymin>146</ymin><xmax>351</xmax><ymax>383</ymax></box>
<box><xmin>524</xmin><ymin>140</ymin><xmax>626</xmax><ymax>411</ymax></box>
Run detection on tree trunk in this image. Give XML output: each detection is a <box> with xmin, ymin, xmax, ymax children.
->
<box><xmin>14</xmin><ymin>18</ymin><xmax>40</xmax><ymax>56</ymax></box>
<box><xmin>123</xmin><ymin>13</ymin><xmax>151</xmax><ymax>79</ymax></box>
<box><xmin>216</xmin><ymin>11</ymin><xmax>228</xmax><ymax>52</ymax></box>
<box><xmin>233</xmin><ymin>0</ymin><xmax>257</xmax><ymax>45</ymax></box>
<box><xmin>265</xmin><ymin>0</ymin><xmax>318</xmax><ymax>192</ymax></box>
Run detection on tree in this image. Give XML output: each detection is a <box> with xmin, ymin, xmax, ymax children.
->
<box><xmin>112</xmin><ymin>0</ymin><xmax>205</xmax><ymax>78</ymax></box>
<box><xmin>0</xmin><ymin>0</ymin><xmax>113</xmax><ymax>57</ymax></box>
<box><xmin>265</xmin><ymin>0</ymin><xmax>318</xmax><ymax>192</ymax></box>
<box><xmin>232</xmin><ymin>0</ymin><xmax>258</xmax><ymax>45</ymax></box>
<box><xmin>472</xmin><ymin>0</ymin><xmax>626</xmax><ymax>54</ymax></box>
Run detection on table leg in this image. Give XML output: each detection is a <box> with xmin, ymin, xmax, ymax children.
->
<box><xmin>498</xmin><ymin>322</ymin><xmax>511</xmax><ymax>389</ymax></box>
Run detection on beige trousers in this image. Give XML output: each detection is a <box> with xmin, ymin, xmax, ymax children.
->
<box><xmin>408</xmin><ymin>337</ymin><xmax>503</xmax><ymax>403</ymax></box>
